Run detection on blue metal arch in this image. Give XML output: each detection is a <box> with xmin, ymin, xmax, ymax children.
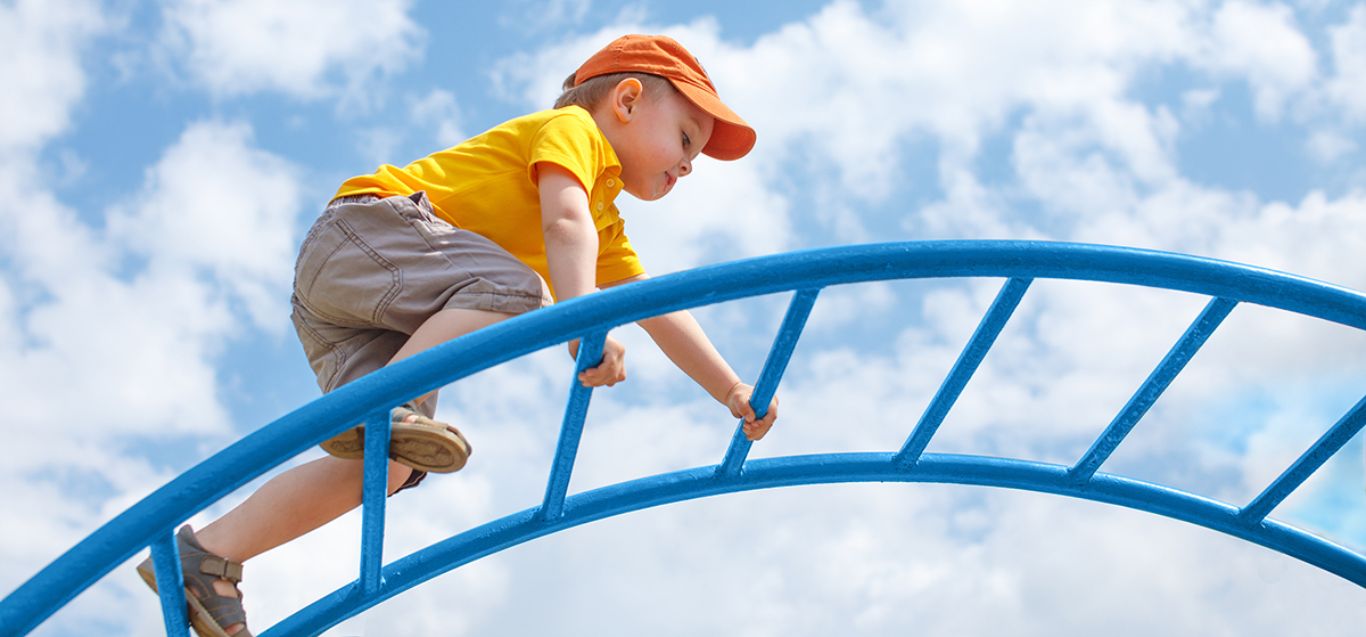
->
<box><xmin>2</xmin><ymin>241</ymin><xmax>1365</xmax><ymax>636</ymax></box>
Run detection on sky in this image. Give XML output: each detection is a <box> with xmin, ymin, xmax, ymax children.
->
<box><xmin>3</xmin><ymin>0</ymin><xmax>1366</xmax><ymax>635</ymax></box>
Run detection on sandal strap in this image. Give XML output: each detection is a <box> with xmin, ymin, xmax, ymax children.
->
<box><xmin>199</xmin><ymin>590</ymin><xmax>249</xmax><ymax>627</ymax></box>
<box><xmin>394</xmin><ymin>402</ymin><xmax>425</xmax><ymax>421</ymax></box>
<box><xmin>174</xmin><ymin>525</ymin><xmax>250</xmax><ymax>630</ymax></box>
<box><xmin>196</xmin><ymin>555</ymin><xmax>244</xmax><ymax>583</ymax></box>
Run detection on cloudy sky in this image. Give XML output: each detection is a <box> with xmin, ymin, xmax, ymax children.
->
<box><xmin>3</xmin><ymin>0</ymin><xmax>1366</xmax><ymax>635</ymax></box>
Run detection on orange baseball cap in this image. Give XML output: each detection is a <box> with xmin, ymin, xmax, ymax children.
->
<box><xmin>573</xmin><ymin>34</ymin><xmax>756</xmax><ymax>161</ymax></box>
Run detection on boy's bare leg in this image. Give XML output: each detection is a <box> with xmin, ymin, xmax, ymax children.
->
<box><xmin>197</xmin><ymin>456</ymin><xmax>415</xmax><ymax>563</ymax></box>
<box><xmin>386</xmin><ymin>307</ymin><xmax>515</xmax><ymax>409</ymax></box>
<box><xmin>188</xmin><ymin>308</ymin><xmax>513</xmax><ymax>634</ymax></box>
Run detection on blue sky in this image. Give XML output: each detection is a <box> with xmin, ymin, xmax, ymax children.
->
<box><xmin>4</xmin><ymin>1</ymin><xmax>1366</xmax><ymax>635</ymax></box>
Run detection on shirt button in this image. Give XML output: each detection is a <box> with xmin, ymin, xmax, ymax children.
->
<box><xmin>595</xmin><ymin>201</ymin><xmax>604</xmax><ymax>211</ymax></box>
<box><xmin>606</xmin><ymin>178</ymin><xmax>616</xmax><ymax>187</ymax></box>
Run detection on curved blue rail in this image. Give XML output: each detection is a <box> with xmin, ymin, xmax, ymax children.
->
<box><xmin>3</xmin><ymin>241</ymin><xmax>1365</xmax><ymax>636</ymax></box>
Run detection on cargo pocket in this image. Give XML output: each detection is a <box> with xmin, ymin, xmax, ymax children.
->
<box><xmin>293</xmin><ymin>215</ymin><xmax>402</xmax><ymax>328</ymax></box>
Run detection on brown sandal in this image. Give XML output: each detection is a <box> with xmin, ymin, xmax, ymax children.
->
<box><xmin>136</xmin><ymin>525</ymin><xmax>253</xmax><ymax>637</ymax></box>
<box><xmin>320</xmin><ymin>402</ymin><xmax>472</xmax><ymax>473</ymax></box>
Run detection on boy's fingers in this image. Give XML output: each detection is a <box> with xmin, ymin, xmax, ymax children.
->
<box><xmin>741</xmin><ymin>407</ymin><xmax>777</xmax><ymax>441</ymax></box>
<box><xmin>762</xmin><ymin>406</ymin><xmax>778</xmax><ymax>425</ymax></box>
<box><xmin>579</xmin><ymin>363</ymin><xmax>626</xmax><ymax>387</ymax></box>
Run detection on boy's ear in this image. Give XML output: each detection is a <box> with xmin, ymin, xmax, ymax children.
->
<box><xmin>611</xmin><ymin>77</ymin><xmax>644</xmax><ymax>123</ymax></box>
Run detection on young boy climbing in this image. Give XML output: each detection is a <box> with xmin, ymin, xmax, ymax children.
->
<box><xmin>137</xmin><ymin>34</ymin><xmax>779</xmax><ymax>637</ymax></box>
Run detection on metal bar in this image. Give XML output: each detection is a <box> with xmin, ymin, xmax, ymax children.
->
<box><xmin>539</xmin><ymin>331</ymin><xmax>608</xmax><ymax>520</ymax></box>
<box><xmin>1069</xmin><ymin>297</ymin><xmax>1238</xmax><ymax>483</ymax></box>
<box><xmin>269</xmin><ymin>450</ymin><xmax>1366</xmax><ymax>636</ymax></box>
<box><xmin>12</xmin><ymin>242</ymin><xmax>1366</xmax><ymax>636</ymax></box>
<box><xmin>717</xmin><ymin>288</ymin><xmax>822</xmax><ymax>477</ymax></box>
<box><xmin>149</xmin><ymin>529</ymin><xmax>190</xmax><ymax>637</ymax></box>
<box><xmin>359</xmin><ymin>407</ymin><xmax>392</xmax><ymax>594</ymax></box>
<box><xmin>894</xmin><ymin>278</ymin><xmax>1032</xmax><ymax>467</ymax></box>
<box><xmin>1241</xmin><ymin>393</ymin><xmax>1366</xmax><ymax>524</ymax></box>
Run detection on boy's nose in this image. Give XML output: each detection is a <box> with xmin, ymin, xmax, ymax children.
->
<box><xmin>679</xmin><ymin>158</ymin><xmax>692</xmax><ymax>177</ymax></box>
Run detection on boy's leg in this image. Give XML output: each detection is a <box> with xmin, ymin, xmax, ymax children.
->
<box><xmin>191</xmin><ymin>307</ymin><xmax>513</xmax><ymax>625</ymax></box>
<box><xmin>166</xmin><ymin>193</ymin><xmax>550</xmax><ymax>632</ymax></box>
<box><xmin>180</xmin><ymin>456</ymin><xmax>403</xmax><ymax>636</ymax></box>
<box><xmin>195</xmin><ymin>456</ymin><xmax>415</xmax><ymax>564</ymax></box>
<box><xmin>389</xmin><ymin>307</ymin><xmax>513</xmax><ymax>407</ymax></box>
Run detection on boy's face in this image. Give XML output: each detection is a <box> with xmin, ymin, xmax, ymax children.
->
<box><xmin>608</xmin><ymin>82</ymin><xmax>716</xmax><ymax>201</ymax></box>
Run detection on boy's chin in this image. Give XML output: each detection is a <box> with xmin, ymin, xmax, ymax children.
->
<box><xmin>625</xmin><ymin>186</ymin><xmax>666</xmax><ymax>202</ymax></box>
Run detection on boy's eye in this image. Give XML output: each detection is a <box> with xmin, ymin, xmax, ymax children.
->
<box><xmin>682</xmin><ymin>132</ymin><xmax>691</xmax><ymax>148</ymax></box>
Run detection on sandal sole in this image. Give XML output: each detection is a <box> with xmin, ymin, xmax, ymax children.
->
<box><xmin>321</xmin><ymin>422</ymin><xmax>471</xmax><ymax>473</ymax></box>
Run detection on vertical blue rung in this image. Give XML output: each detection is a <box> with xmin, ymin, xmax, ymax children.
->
<box><xmin>149</xmin><ymin>529</ymin><xmax>190</xmax><ymax>637</ymax></box>
<box><xmin>895</xmin><ymin>278</ymin><xmax>1032</xmax><ymax>467</ymax></box>
<box><xmin>1241</xmin><ymin>393</ymin><xmax>1366</xmax><ymax>524</ymax></box>
<box><xmin>718</xmin><ymin>288</ymin><xmax>821</xmax><ymax>477</ymax></box>
<box><xmin>1069</xmin><ymin>297</ymin><xmax>1237</xmax><ymax>483</ymax></box>
<box><xmin>540</xmin><ymin>331</ymin><xmax>607</xmax><ymax>520</ymax></box>
<box><xmin>359</xmin><ymin>407</ymin><xmax>392</xmax><ymax>594</ymax></box>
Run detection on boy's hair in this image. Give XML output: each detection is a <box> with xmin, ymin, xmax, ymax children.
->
<box><xmin>553</xmin><ymin>71</ymin><xmax>675</xmax><ymax>110</ymax></box>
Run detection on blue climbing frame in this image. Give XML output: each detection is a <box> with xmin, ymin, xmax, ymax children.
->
<box><xmin>3</xmin><ymin>241</ymin><xmax>1366</xmax><ymax>636</ymax></box>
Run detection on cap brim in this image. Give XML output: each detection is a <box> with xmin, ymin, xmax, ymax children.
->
<box><xmin>671</xmin><ymin>80</ymin><xmax>756</xmax><ymax>161</ymax></box>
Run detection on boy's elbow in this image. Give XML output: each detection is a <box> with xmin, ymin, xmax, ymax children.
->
<box><xmin>542</xmin><ymin>216</ymin><xmax>594</xmax><ymax>244</ymax></box>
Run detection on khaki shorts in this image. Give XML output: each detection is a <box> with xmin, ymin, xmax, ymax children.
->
<box><xmin>290</xmin><ymin>192</ymin><xmax>552</xmax><ymax>488</ymax></box>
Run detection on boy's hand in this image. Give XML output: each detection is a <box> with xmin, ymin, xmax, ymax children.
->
<box><xmin>573</xmin><ymin>335</ymin><xmax>627</xmax><ymax>388</ymax></box>
<box><xmin>726</xmin><ymin>382</ymin><xmax>778</xmax><ymax>441</ymax></box>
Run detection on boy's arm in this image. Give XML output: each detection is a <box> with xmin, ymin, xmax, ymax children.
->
<box><xmin>538</xmin><ymin>163</ymin><xmax>625</xmax><ymax>387</ymax></box>
<box><xmin>605</xmin><ymin>275</ymin><xmax>779</xmax><ymax>440</ymax></box>
<box><xmin>538</xmin><ymin>164</ymin><xmax>600</xmax><ymax>301</ymax></box>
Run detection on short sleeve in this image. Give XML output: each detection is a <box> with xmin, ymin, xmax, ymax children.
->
<box><xmin>596</xmin><ymin>216</ymin><xmax>646</xmax><ymax>285</ymax></box>
<box><xmin>526</xmin><ymin>111</ymin><xmax>608</xmax><ymax>194</ymax></box>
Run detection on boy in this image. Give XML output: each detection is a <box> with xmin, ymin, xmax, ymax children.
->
<box><xmin>138</xmin><ymin>34</ymin><xmax>778</xmax><ymax>637</ymax></box>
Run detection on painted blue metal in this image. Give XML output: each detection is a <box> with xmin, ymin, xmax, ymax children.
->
<box><xmin>718</xmin><ymin>288</ymin><xmax>821</xmax><ymax>477</ymax></box>
<box><xmin>1241</xmin><ymin>394</ymin><xmax>1366</xmax><ymax>523</ymax></box>
<box><xmin>1068</xmin><ymin>296</ymin><xmax>1239</xmax><ymax>483</ymax></box>
<box><xmin>540</xmin><ymin>331</ymin><xmax>607</xmax><ymax>520</ymax></box>
<box><xmin>148</xmin><ymin>529</ymin><xmax>189</xmax><ymax>637</ymax></box>
<box><xmin>265</xmin><ymin>452</ymin><xmax>1366</xmax><ymax>637</ymax></box>
<box><xmin>3</xmin><ymin>241</ymin><xmax>1366</xmax><ymax>637</ymax></box>
<box><xmin>894</xmin><ymin>277</ymin><xmax>1032</xmax><ymax>467</ymax></box>
<box><xmin>359</xmin><ymin>407</ymin><xmax>392</xmax><ymax>594</ymax></box>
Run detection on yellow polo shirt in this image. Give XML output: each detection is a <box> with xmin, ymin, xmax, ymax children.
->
<box><xmin>334</xmin><ymin>106</ymin><xmax>645</xmax><ymax>297</ymax></box>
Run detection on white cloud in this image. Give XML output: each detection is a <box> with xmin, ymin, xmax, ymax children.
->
<box><xmin>1306</xmin><ymin>128</ymin><xmax>1358</xmax><ymax>163</ymax></box>
<box><xmin>157</xmin><ymin>0</ymin><xmax>424</xmax><ymax>100</ymax></box>
<box><xmin>500</xmin><ymin>0</ymin><xmax>592</xmax><ymax>34</ymax></box>
<box><xmin>1327</xmin><ymin>4</ymin><xmax>1366</xmax><ymax>121</ymax></box>
<box><xmin>0</xmin><ymin>0</ymin><xmax>104</xmax><ymax>154</ymax></box>
<box><xmin>107</xmin><ymin>121</ymin><xmax>302</xmax><ymax>329</ymax></box>
<box><xmin>911</xmin><ymin>168</ymin><xmax>1041</xmax><ymax>240</ymax></box>
<box><xmin>12</xmin><ymin>3</ymin><xmax>1366</xmax><ymax>636</ymax></box>
<box><xmin>1200</xmin><ymin>1</ymin><xmax>1318</xmax><ymax>120</ymax></box>
<box><xmin>621</xmin><ymin>157</ymin><xmax>793</xmax><ymax>273</ymax></box>
<box><xmin>0</xmin><ymin>118</ymin><xmax>304</xmax><ymax>449</ymax></box>
<box><xmin>409</xmin><ymin>89</ymin><xmax>467</xmax><ymax>148</ymax></box>
<box><xmin>730</xmin><ymin>0</ymin><xmax>1197</xmax><ymax>193</ymax></box>
<box><xmin>0</xmin><ymin>116</ymin><xmax>305</xmax><ymax>630</ymax></box>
